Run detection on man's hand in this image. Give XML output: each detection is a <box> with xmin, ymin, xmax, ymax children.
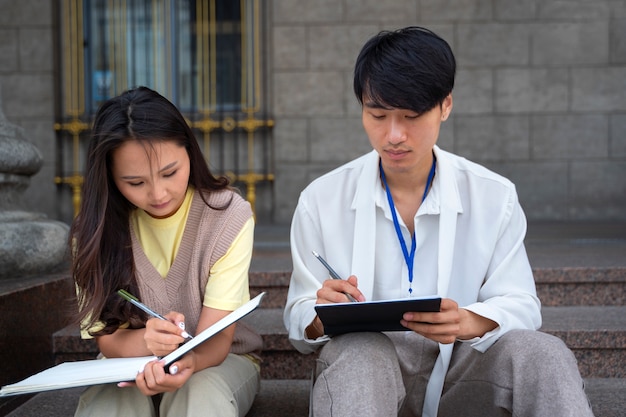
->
<box><xmin>400</xmin><ymin>298</ymin><xmax>497</xmax><ymax>344</ymax></box>
<box><xmin>316</xmin><ymin>275</ymin><xmax>365</xmax><ymax>304</ymax></box>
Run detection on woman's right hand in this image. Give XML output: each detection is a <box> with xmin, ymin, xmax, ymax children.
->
<box><xmin>144</xmin><ymin>312</ymin><xmax>188</xmax><ymax>357</ymax></box>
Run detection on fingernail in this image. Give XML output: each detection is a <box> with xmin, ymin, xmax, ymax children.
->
<box><xmin>178</xmin><ymin>322</ymin><xmax>186</xmax><ymax>330</ymax></box>
<box><xmin>170</xmin><ymin>365</ymin><xmax>178</xmax><ymax>375</ymax></box>
<box><xmin>181</xmin><ymin>330</ymin><xmax>192</xmax><ymax>339</ymax></box>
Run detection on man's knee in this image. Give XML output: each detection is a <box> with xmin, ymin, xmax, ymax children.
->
<box><xmin>320</xmin><ymin>332</ymin><xmax>397</xmax><ymax>363</ymax></box>
<box><xmin>494</xmin><ymin>329</ymin><xmax>579</xmax><ymax>373</ymax></box>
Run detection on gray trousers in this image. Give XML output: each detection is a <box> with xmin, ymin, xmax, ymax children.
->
<box><xmin>312</xmin><ymin>330</ymin><xmax>594</xmax><ymax>417</ymax></box>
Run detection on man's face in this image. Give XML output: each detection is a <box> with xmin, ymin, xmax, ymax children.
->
<box><xmin>362</xmin><ymin>94</ymin><xmax>452</xmax><ymax>176</ymax></box>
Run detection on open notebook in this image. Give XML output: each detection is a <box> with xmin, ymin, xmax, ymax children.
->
<box><xmin>0</xmin><ymin>292</ymin><xmax>265</xmax><ymax>397</ymax></box>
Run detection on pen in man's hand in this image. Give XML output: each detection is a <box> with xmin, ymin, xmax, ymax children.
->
<box><xmin>312</xmin><ymin>251</ymin><xmax>358</xmax><ymax>302</ymax></box>
<box><xmin>117</xmin><ymin>289</ymin><xmax>193</xmax><ymax>339</ymax></box>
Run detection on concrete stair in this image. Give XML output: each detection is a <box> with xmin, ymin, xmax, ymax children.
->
<box><xmin>4</xmin><ymin>223</ymin><xmax>626</xmax><ymax>416</ymax></box>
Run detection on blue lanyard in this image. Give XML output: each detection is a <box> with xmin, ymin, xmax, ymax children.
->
<box><xmin>379</xmin><ymin>156</ymin><xmax>436</xmax><ymax>296</ymax></box>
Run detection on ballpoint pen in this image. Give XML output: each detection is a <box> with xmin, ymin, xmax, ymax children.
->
<box><xmin>312</xmin><ymin>251</ymin><xmax>358</xmax><ymax>302</ymax></box>
<box><xmin>117</xmin><ymin>289</ymin><xmax>193</xmax><ymax>339</ymax></box>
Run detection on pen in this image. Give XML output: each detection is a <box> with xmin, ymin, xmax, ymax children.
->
<box><xmin>117</xmin><ymin>289</ymin><xmax>193</xmax><ymax>339</ymax></box>
<box><xmin>312</xmin><ymin>251</ymin><xmax>357</xmax><ymax>302</ymax></box>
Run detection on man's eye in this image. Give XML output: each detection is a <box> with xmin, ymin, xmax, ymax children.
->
<box><xmin>371</xmin><ymin>114</ymin><xmax>385</xmax><ymax>120</ymax></box>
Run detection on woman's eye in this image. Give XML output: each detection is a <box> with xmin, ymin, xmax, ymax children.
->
<box><xmin>164</xmin><ymin>170</ymin><xmax>177</xmax><ymax>178</ymax></box>
<box><xmin>129</xmin><ymin>181</ymin><xmax>143</xmax><ymax>187</ymax></box>
<box><xmin>371</xmin><ymin>114</ymin><xmax>385</xmax><ymax>120</ymax></box>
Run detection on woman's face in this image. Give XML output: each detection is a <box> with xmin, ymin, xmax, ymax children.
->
<box><xmin>111</xmin><ymin>139</ymin><xmax>190</xmax><ymax>218</ymax></box>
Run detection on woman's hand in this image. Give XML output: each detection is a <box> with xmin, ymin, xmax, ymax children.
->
<box><xmin>400</xmin><ymin>298</ymin><xmax>497</xmax><ymax>344</ymax></box>
<box><xmin>144</xmin><ymin>311</ymin><xmax>189</xmax><ymax>357</ymax></box>
<box><xmin>118</xmin><ymin>352</ymin><xmax>197</xmax><ymax>395</ymax></box>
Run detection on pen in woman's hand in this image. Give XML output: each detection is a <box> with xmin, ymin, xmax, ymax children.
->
<box><xmin>117</xmin><ymin>289</ymin><xmax>194</xmax><ymax>339</ymax></box>
<box><xmin>312</xmin><ymin>251</ymin><xmax>358</xmax><ymax>302</ymax></box>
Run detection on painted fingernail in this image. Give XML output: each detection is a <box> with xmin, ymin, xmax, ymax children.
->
<box><xmin>178</xmin><ymin>322</ymin><xmax>186</xmax><ymax>330</ymax></box>
<box><xmin>170</xmin><ymin>365</ymin><xmax>178</xmax><ymax>375</ymax></box>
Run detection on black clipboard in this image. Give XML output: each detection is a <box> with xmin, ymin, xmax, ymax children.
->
<box><xmin>315</xmin><ymin>296</ymin><xmax>441</xmax><ymax>335</ymax></box>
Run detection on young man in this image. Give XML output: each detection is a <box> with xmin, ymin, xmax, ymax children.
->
<box><xmin>283</xmin><ymin>26</ymin><xmax>593</xmax><ymax>417</ymax></box>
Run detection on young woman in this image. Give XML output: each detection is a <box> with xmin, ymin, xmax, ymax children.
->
<box><xmin>71</xmin><ymin>87</ymin><xmax>262</xmax><ymax>417</ymax></box>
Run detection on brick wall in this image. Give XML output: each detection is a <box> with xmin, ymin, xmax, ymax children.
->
<box><xmin>270</xmin><ymin>0</ymin><xmax>626</xmax><ymax>222</ymax></box>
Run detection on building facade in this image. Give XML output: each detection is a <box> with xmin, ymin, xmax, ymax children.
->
<box><xmin>1</xmin><ymin>0</ymin><xmax>626</xmax><ymax>226</ymax></box>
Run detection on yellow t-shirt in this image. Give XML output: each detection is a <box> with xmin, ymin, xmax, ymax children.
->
<box><xmin>81</xmin><ymin>188</ymin><xmax>254</xmax><ymax>338</ymax></box>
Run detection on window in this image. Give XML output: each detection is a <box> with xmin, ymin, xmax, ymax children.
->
<box><xmin>56</xmin><ymin>0</ymin><xmax>273</xmax><ymax>218</ymax></box>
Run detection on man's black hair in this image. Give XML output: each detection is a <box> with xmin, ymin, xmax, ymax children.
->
<box><xmin>353</xmin><ymin>26</ymin><xmax>456</xmax><ymax>114</ymax></box>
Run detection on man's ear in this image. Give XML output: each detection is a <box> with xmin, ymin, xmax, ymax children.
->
<box><xmin>441</xmin><ymin>94</ymin><xmax>453</xmax><ymax>121</ymax></box>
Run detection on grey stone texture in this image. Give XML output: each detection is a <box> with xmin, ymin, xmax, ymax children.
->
<box><xmin>0</xmin><ymin>0</ymin><xmax>624</xmax><ymax>224</ymax></box>
<box><xmin>270</xmin><ymin>0</ymin><xmax>626</xmax><ymax>222</ymax></box>
<box><xmin>0</xmin><ymin>91</ymin><xmax>68</xmax><ymax>279</ymax></box>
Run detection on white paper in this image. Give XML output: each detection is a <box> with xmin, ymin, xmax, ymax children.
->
<box><xmin>0</xmin><ymin>292</ymin><xmax>265</xmax><ymax>396</ymax></box>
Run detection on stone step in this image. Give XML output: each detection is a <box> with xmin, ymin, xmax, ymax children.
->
<box><xmin>249</xmin><ymin>266</ymin><xmax>626</xmax><ymax>309</ymax></box>
<box><xmin>52</xmin><ymin>306</ymin><xmax>626</xmax><ymax>380</ymax></box>
<box><xmin>6</xmin><ymin>378</ymin><xmax>625</xmax><ymax>417</ymax></box>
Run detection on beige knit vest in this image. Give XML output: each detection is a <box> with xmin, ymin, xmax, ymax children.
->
<box><xmin>130</xmin><ymin>188</ymin><xmax>263</xmax><ymax>356</ymax></box>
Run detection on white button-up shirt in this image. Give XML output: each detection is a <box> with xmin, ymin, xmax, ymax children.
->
<box><xmin>284</xmin><ymin>145</ymin><xmax>541</xmax><ymax>416</ymax></box>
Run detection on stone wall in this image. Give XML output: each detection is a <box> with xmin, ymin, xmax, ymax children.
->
<box><xmin>1</xmin><ymin>0</ymin><xmax>625</xmax><ymax>225</ymax></box>
<box><xmin>270</xmin><ymin>0</ymin><xmax>626</xmax><ymax>222</ymax></box>
<box><xmin>0</xmin><ymin>0</ymin><xmax>63</xmax><ymax>220</ymax></box>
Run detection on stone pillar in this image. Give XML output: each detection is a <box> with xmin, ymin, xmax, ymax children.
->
<box><xmin>0</xmin><ymin>93</ymin><xmax>69</xmax><ymax>279</ymax></box>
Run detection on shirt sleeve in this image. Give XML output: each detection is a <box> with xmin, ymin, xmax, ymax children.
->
<box><xmin>202</xmin><ymin>216</ymin><xmax>254</xmax><ymax>311</ymax></box>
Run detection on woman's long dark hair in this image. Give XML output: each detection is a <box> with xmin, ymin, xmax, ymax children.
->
<box><xmin>71</xmin><ymin>86</ymin><xmax>231</xmax><ymax>336</ymax></box>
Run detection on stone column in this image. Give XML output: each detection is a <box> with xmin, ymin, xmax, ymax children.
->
<box><xmin>0</xmin><ymin>93</ymin><xmax>69</xmax><ymax>279</ymax></box>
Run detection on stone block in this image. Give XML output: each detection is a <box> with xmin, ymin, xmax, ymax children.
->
<box><xmin>437</xmin><ymin>121</ymin><xmax>455</xmax><ymax>151</ymax></box>
<box><xmin>345</xmin><ymin>0</ymin><xmax>417</xmax><ymax>23</ymax></box>
<box><xmin>310</xmin><ymin>117</ymin><xmax>369</xmax><ymax>162</ymax></box>
<box><xmin>610</xmin><ymin>18</ymin><xmax>626</xmax><ymax>64</ymax></box>
<box><xmin>456</xmin><ymin>23</ymin><xmax>530</xmax><ymax>66</ymax></box>
<box><xmin>344</xmin><ymin>71</ymin><xmax>362</xmax><ymax>117</ymax></box>
<box><xmin>494</xmin><ymin>0</ymin><xmax>536</xmax><ymax>20</ymax></box>
<box><xmin>272</xmin><ymin>26</ymin><xmax>307</xmax><ymax>70</ymax></box>
<box><xmin>537</xmin><ymin>1</ymin><xmax>611</xmax><ymax>20</ymax></box>
<box><xmin>532</xmin><ymin>115</ymin><xmax>608</xmax><ymax>159</ymax></box>
<box><xmin>453</xmin><ymin>68</ymin><xmax>493</xmax><ymax>114</ymax></box>
<box><xmin>486</xmin><ymin>161</ymin><xmax>569</xmax><ymax>220</ymax></box>
<box><xmin>569</xmin><ymin>161</ymin><xmax>626</xmax><ymax>219</ymax></box>
<box><xmin>274</xmin><ymin>118</ymin><xmax>309</xmax><ymax>162</ymax></box>
<box><xmin>309</xmin><ymin>25</ymin><xmax>377</xmax><ymax>70</ymax></box>
<box><xmin>532</xmin><ymin>22</ymin><xmax>609</xmax><ymax>66</ymax></box>
<box><xmin>0</xmin><ymin>0</ymin><xmax>52</xmax><ymax>26</ymax></box>
<box><xmin>19</xmin><ymin>28</ymin><xmax>53</xmax><ymax>72</ymax></box>
<box><xmin>421</xmin><ymin>0</ymin><xmax>492</xmax><ymax>21</ymax></box>
<box><xmin>572</xmin><ymin>67</ymin><xmax>626</xmax><ymax>111</ymax></box>
<box><xmin>609</xmin><ymin>114</ymin><xmax>626</xmax><ymax>157</ymax></box>
<box><xmin>273</xmin><ymin>71</ymin><xmax>345</xmax><ymax>117</ymax></box>
<box><xmin>0</xmin><ymin>74</ymin><xmax>54</xmax><ymax>119</ymax></box>
<box><xmin>273</xmin><ymin>163</ymin><xmax>309</xmax><ymax>222</ymax></box>
<box><xmin>0</xmin><ymin>29</ymin><xmax>18</xmax><ymax>72</ymax></box>
<box><xmin>454</xmin><ymin>115</ymin><xmax>530</xmax><ymax>161</ymax></box>
<box><xmin>272</xmin><ymin>0</ymin><xmax>343</xmax><ymax>24</ymax></box>
<box><xmin>495</xmin><ymin>68</ymin><xmax>568</xmax><ymax>113</ymax></box>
